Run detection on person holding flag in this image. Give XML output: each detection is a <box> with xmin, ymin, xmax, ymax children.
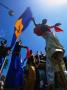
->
<box><xmin>32</xmin><ymin>18</ymin><xmax>67</xmax><ymax>89</ymax></box>
<box><xmin>4</xmin><ymin>7</ymin><xmax>33</xmax><ymax>89</ymax></box>
<box><xmin>5</xmin><ymin>40</ymin><xmax>28</xmax><ymax>89</ymax></box>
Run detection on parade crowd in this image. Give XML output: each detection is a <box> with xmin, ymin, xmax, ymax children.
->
<box><xmin>0</xmin><ymin>39</ymin><xmax>67</xmax><ymax>90</ymax></box>
<box><xmin>0</xmin><ymin>18</ymin><xmax>67</xmax><ymax>90</ymax></box>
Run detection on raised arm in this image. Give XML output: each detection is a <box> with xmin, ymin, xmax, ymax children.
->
<box><xmin>47</xmin><ymin>23</ymin><xmax>61</xmax><ymax>29</ymax></box>
<box><xmin>31</xmin><ymin>17</ymin><xmax>37</xmax><ymax>26</ymax></box>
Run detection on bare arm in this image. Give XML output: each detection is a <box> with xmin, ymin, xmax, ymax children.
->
<box><xmin>47</xmin><ymin>25</ymin><xmax>55</xmax><ymax>28</ymax></box>
<box><xmin>31</xmin><ymin>17</ymin><xmax>37</xmax><ymax>26</ymax></box>
<box><xmin>47</xmin><ymin>23</ymin><xmax>61</xmax><ymax>28</ymax></box>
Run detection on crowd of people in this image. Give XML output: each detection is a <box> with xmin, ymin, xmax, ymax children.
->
<box><xmin>0</xmin><ymin>39</ymin><xmax>67</xmax><ymax>90</ymax></box>
<box><xmin>0</xmin><ymin>40</ymin><xmax>46</xmax><ymax>90</ymax></box>
<box><xmin>0</xmin><ymin>18</ymin><xmax>67</xmax><ymax>90</ymax></box>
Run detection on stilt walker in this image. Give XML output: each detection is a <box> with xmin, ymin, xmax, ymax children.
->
<box><xmin>32</xmin><ymin>17</ymin><xmax>67</xmax><ymax>89</ymax></box>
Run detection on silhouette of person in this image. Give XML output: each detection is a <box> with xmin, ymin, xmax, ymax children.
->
<box><xmin>0</xmin><ymin>40</ymin><xmax>11</xmax><ymax>75</ymax></box>
<box><xmin>5</xmin><ymin>40</ymin><xmax>27</xmax><ymax>89</ymax></box>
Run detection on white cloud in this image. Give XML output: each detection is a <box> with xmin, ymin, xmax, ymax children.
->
<box><xmin>46</xmin><ymin>0</ymin><xmax>67</xmax><ymax>7</ymax></box>
<box><xmin>32</xmin><ymin>0</ymin><xmax>67</xmax><ymax>11</ymax></box>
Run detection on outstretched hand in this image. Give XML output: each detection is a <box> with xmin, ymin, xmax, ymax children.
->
<box><xmin>55</xmin><ymin>23</ymin><xmax>61</xmax><ymax>26</ymax></box>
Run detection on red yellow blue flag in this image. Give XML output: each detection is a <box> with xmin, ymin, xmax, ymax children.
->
<box><xmin>11</xmin><ymin>7</ymin><xmax>32</xmax><ymax>47</ymax></box>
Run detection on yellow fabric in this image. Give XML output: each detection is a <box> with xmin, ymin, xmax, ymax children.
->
<box><xmin>15</xmin><ymin>18</ymin><xmax>23</xmax><ymax>38</ymax></box>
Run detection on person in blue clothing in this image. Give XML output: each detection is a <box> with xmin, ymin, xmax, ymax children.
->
<box><xmin>4</xmin><ymin>40</ymin><xmax>28</xmax><ymax>90</ymax></box>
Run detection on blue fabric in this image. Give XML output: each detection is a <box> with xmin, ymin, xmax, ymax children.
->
<box><xmin>5</xmin><ymin>54</ymin><xmax>24</xmax><ymax>88</ymax></box>
<box><xmin>20</xmin><ymin>7</ymin><xmax>32</xmax><ymax>30</ymax></box>
<box><xmin>10</xmin><ymin>7</ymin><xmax>32</xmax><ymax>47</ymax></box>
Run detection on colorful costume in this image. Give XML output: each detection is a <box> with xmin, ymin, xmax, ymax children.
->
<box><xmin>32</xmin><ymin>18</ymin><xmax>67</xmax><ymax>89</ymax></box>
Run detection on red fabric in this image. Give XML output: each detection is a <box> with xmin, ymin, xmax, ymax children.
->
<box><xmin>54</xmin><ymin>26</ymin><xmax>63</xmax><ymax>32</ymax></box>
<box><xmin>34</xmin><ymin>25</ymin><xmax>63</xmax><ymax>36</ymax></box>
<box><xmin>26</xmin><ymin>48</ymin><xmax>30</xmax><ymax>59</ymax></box>
<box><xmin>48</xmin><ymin>28</ymin><xmax>51</xmax><ymax>32</ymax></box>
<box><xmin>34</xmin><ymin>24</ymin><xmax>43</xmax><ymax>36</ymax></box>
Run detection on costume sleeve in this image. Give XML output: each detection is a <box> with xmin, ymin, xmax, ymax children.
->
<box><xmin>21</xmin><ymin>45</ymin><xmax>27</xmax><ymax>48</ymax></box>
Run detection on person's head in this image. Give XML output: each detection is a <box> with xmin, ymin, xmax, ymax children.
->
<box><xmin>1</xmin><ymin>40</ymin><xmax>7</xmax><ymax>47</ymax></box>
<box><xmin>42</xmin><ymin>19</ymin><xmax>47</xmax><ymax>24</ymax></box>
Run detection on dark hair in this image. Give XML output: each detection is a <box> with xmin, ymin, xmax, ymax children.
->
<box><xmin>30</xmin><ymin>50</ymin><xmax>32</xmax><ymax>54</ymax></box>
<box><xmin>42</xmin><ymin>19</ymin><xmax>47</xmax><ymax>24</ymax></box>
<box><xmin>1</xmin><ymin>40</ymin><xmax>7</xmax><ymax>45</ymax></box>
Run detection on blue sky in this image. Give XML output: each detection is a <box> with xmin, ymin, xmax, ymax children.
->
<box><xmin>0</xmin><ymin>0</ymin><xmax>67</xmax><ymax>75</ymax></box>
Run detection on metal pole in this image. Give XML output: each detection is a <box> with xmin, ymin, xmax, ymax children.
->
<box><xmin>0</xmin><ymin>2</ymin><xmax>10</xmax><ymax>10</ymax></box>
<box><xmin>0</xmin><ymin>2</ymin><xmax>15</xmax><ymax>16</ymax></box>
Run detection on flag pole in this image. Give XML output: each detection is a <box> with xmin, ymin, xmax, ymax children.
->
<box><xmin>0</xmin><ymin>57</ymin><xmax>7</xmax><ymax>78</ymax></box>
